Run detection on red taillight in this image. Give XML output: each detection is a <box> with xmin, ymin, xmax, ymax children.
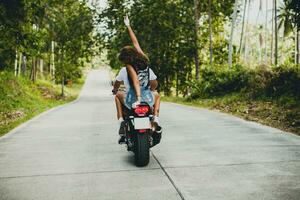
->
<box><xmin>138</xmin><ymin>129</ymin><xmax>147</xmax><ymax>133</ymax></box>
<box><xmin>134</xmin><ymin>105</ymin><xmax>149</xmax><ymax>116</ymax></box>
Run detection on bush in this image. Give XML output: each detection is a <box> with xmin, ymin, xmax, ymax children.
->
<box><xmin>267</xmin><ymin>64</ymin><xmax>300</xmax><ymax>98</ymax></box>
<box><xmin>189</xmin><ymin>64</ymin><xmax>300</xmax><ymax>100</ymax></box>
<box><xmin>247</xmin><ymin>66</ymin><xmax>273</xmax><ymax>98</ymax></box>
<box><xmin>189</xmin><ymin>64</ymin><xmax>251</xmax><ymax>99</ymax></box>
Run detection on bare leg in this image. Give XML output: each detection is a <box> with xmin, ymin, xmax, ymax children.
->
<box><xmin>152</xmin><ymin>91</ymin><xmax>162</xmax><ymax>142</ymax></box>
<box><xmin>115</xmin><ymin>91</ymin><xmax>125</xmax><ymax>119</ymax></box>
<box><xmin>126</xmin><ymin>65</ymin><xmax>141</xmax><ymax>99</ymax></box>
<box><xmin>152</xmin><ymin>91</ymin><xmax>160</xmax><ymax>117</ymax></box>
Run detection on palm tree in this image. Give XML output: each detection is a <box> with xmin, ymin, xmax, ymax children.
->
<box><xmin>288</xmin><ymin>0</ymin><xmax>300</xmax><ymax>64</ymax></box>
<box><xmin>228</xmin><ymin>0</ymin><xmax>238</xmax><ymax>67</ymax></box>
<box><xmin>274</xmin><ymin>0</ymin><xmax>278</xmax><ymax>66</ymax></box>
<box><xmin>271</xmin><ymin>0</ymin><xmax>274</xmax><ymax>64</ymax></box>
<box><xmin>194</xmin><ymin>0</ymin><xmax>200</xmax><ymax>80</ymax></box>
<box><xmin>208</xmin><ymin>0</ymin><xmax>213</xmax><ymax>64</ymax></box>
<box><xmin>264</xmin><ymin>0</ymin><xmax>268</xmax><ymax>63</ymax></box>
<box><xmin>278</xmin><ymin>0</ymin><xmax>298</xmax><ymax>64</ymax></box>
<box><xmin>239</xmin><ymin>0</ymin><xmax>248</xmax><ymax>54</ymax></box>
<box><xmin>278</xmin><ymin>0</ymin><xmax>294</xmax><ymax>36</ymax></box>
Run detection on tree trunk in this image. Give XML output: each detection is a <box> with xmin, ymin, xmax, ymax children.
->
<box><xmin>258</xmin><ymin>0</ymin><xmax>263</xmax><ymax>63</ymax></box>
<box><xmin>274</xmin><ymin>0</ymin><xmax>278</xmax><ymax>66</ymax></box>
<box><xmin>297</xmin><ymin>30</ymin><xmax>299</xmax><ymax>65</ymax></box>
<box><xmin>243</xmin><ymin>0</ymin><xmax>251</xmax><ymax>61</ymax></box>
<box><xmin>17</xmin><ymin>52</ymin><xmax>22</xmax><ymax>76</ymax></box>
<box><xmin>194</xmin><ymin>0</ymin><xmax>200</xmax><ymax>80</ymax></box>
<box><xmin>61</xmin><ymin>72</ymin><xmax>65</xmax><ymax>97</ymax></box>
<box><xmin>239</xmin><ymin>0</ymin><xmax>247</xmax><ymax>54</ymax></box>
<box><xmin>61</xmin><ymin>48</ymin><xmax>65</xmax><ymax>97</ymax></box>
<box><xmin>40</xmin><ymin>59</ymin><xmax>44</xmax><ymax>79</ymax></box>
<box><xmin>208</xmin><ymin>0</ymin><xmax>213</xmax><ymax>64</ymax></box>
<box><xmin>36</xmin><ymin>58</ymin><xmax>40</xmax><ymax>78</ymax></box>
<box><xmin>51</xmin><ymin>41</ymin><xmax>55</xmax><ymax>80</ymax></box>
<box><xmin>14</xmin><ymin>50</ymin><xmax>18</xmax><ymax>76</ymax></box>
<box><xmin>264</xmin><ymin>0</ymin><xmax>268</xmax><ymax>63</ymax></box>
<box><xmin>30</xmin><ymin>57</ymin><xmax>37</xmax><ymax>83</ymax></box>
<box><xmin>228</xmin><ymin>0</ymin><xmax>238</xmax><ymax>67</ymax></box>
<box><xmin>176</xmin><ymin>72</ymin><xmax>179</xmax><ymax>97</ymax></box>
<box><xmin>34</xmin><ymin>58</ymin><xmax>37</xmax><ymax>82</ymax></box>
<box><xmin>271</xmin><ymin>0</ymin><xmax>274</xmax><ymax>64</ymax></box>
<box><xmin>21</xmin><ymin>55</ymin><xmax>26</xmax><ymax>75</ymax></box>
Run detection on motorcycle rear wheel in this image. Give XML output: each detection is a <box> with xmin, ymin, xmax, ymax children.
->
<box><xmin>134</xmin><ymin>132</ymin><xmax>150</xmax><ymax>167</ymax></box>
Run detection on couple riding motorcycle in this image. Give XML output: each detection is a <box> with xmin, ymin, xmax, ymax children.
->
<box><xmin>112</xmin><ymin>16</ymin><xmax>162</xmax><ymax>144</ymax></box>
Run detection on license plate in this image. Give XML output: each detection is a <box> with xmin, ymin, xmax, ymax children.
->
<box><xmin>134</xmin><ymin>117</ymin><xmax>150</xmax><ymax>130</ymax></box>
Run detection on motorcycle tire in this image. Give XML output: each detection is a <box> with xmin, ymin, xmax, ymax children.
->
<box><xmin>134</xmin><ymin>132</ymin><xmax>150</xmax><ymax>167</ymax></box>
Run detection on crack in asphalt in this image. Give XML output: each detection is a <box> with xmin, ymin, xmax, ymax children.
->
<box><xmin>150</xmin><ymin>154</ymin><xmax>300</xmax><ymax>200</ymax></box>
<box><xmin>151</xmin><ymin>151</ymin><xmax>186</xmax><ymax>200</ymax></box>
<box><xmin>0</xmin><ymin>167</ymin><xmax>161</xmax><ymax>180</ymax></box>
<box><xmin>163</xmin><ymin>159</ymin><xmax>300</xmax><ymax>169</ymax></box>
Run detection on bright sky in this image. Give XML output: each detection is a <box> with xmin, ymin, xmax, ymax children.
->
<box><xmin>248</xmin><ymin>0</ymin><xmax>283</xmax><ymax>24</ymax></box>
<box><xmin>88</xmin><ymin>0</ymin><xmax>107</xmax><ymax>10</ymax></box>
<box><xmin>92</xmin><ymin>0</ymin><xmax>283</xmax><ymax>24</ymax></box>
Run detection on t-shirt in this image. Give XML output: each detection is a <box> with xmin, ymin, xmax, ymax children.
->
<box><xmin>116</xmin><ymin>67</ymin><xmax>157</xmax><ymax>91</ymax></box>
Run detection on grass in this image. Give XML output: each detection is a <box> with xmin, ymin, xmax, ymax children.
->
<box><xmin>0</xmin><ymin>72</ymin><xmax>86</xmax><ymax>137</ymax></box>
<box><xmin>162</xmin><ymin>94</ymin><xmax>300</xmax><ymax>135</ymax></box>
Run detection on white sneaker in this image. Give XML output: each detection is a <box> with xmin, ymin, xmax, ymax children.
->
<box><xmin>153</xmin><ymin>116</ymin><xmax>162</xmax><ymax>133</ymax></box>
<box><xmin>153</xmin><ymin>116</ymin><xmax>160</xmax><ymax>126</ymax></box>
<box><xmin>118</xmin><ymin>117</ymin><xmax>124</xmax><ymax>125</ymax></box>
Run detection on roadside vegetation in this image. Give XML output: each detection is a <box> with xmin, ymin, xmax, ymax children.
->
<box><xmin>0</xmin><ymin>0</ymin><xmax>95</xmax><ymax>136</ymax></box>
<box><xmin>0</xmin><ymin>71</ymin><xmax>85</xmax><ymax>136</ymax></box>
<box><xmin>163</xmin><ymin>64</ymin><xmax>300</xmax><ymax>135</ymax></box>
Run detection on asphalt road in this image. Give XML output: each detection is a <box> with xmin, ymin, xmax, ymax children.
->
<box><xmin>0</xmin><ymin>69</ymin><xmax>300</xmax><ymax>200</ymax></box>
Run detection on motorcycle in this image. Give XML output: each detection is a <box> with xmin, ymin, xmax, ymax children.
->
<box><xmin>120</xmin><ymin>102</ymin><xmax>161</xmax><ymax>167</ymax></box>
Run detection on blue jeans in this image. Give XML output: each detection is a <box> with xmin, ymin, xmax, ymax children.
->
<box><xmin>125</xmin><ymin>87</ymin><xmax>154</xmax><ymax>109</ymax></box>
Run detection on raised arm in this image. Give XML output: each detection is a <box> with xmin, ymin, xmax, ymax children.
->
<box><xmin>124</xmin><ymin>16</ymin><xmax>149</xmax><ymax>60</ymax></box>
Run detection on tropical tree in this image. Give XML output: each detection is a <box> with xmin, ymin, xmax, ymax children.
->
<box><xmin>208</xmin><ymin>0</ymin><xmax>213</xmax><ymax>64</ymax></box>
<box><xmin>274</xmin><ymin>0</ymin><xmax>279</xmax><ymax>66</ymax></box>
<box><xmin>99</xmin><ymin>0</ymin><xmax>235</xmax><ymax>95</ymax></box>
<box><xmin>194</xmin><ymin>0</ymin><xmax>200</xmax><ymax>79</ymax></box>
<box><xmin>228</xmin><ymin>0</ymin><xmax>239</xmax><ymax>67</ymax></box>
<box><xmin>278</xmin><ymin>0</ymin><xmax>297</xmax><ymax>64</ymax></box>
<box><xmin>0</xmin><ymin>0</ymin><xmax>95</xmax><ymax>95</ymax></box>
<box><xmin>0</xmin><ymin>0</ymin><xmax>25</xmax><ymax>70</ymax></box>
<box><xmin>288</xmin><ymin>0</ymin><xmax>300</xmax><ymax>64</ymax></box>
<box><xmin>238</xmin><ymin>0</ymin><xmax>247</xmax><ymax>54</ymax></box>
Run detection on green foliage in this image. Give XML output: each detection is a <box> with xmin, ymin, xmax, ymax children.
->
<box><xmin>288</xmin><ymin>0</ymin><xmax>300</xmax><ymax>30</ymax></box>
<box><xmin>189</xmin><ymin>64</ymin><xmax>300</xmax><ymax>99</ymax></box>
<box><xmin>189</xmin><ymin>64</ymin><xmax>250</xmax><ymax>98</ymax></box>
<box><xmin>0</xmin><ymin>0</ymin><xmax>25</xmax><ymax>69</ymax></box>
<box><xmin>0</xmin><ymin>0</ymin><xmax>94</xmax><ymax>84</ymax></box>
<box><xmin>98</xmin><ymin>0</ymin><xmax>235</xmax><ymax>94</ymax></box>
<box><xmin>267</xmin><ymin>64</ymin><xmax>300</xmax><ymax>97</ymax></box>
<box><xmin>0</xmin><ymin>70</ymin><xmax>84</xmax><ymax>136</ymax></box>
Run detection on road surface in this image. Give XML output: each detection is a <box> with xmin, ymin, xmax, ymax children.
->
<box><xmin>0</xmin><ymin>69</ymin><xmax>300</xmax><ymax>200</ymax></box>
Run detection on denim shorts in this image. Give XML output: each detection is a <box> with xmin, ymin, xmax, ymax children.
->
<box><xmin>125</xmin><ymin>87</ymin><xmax>154</xmax><ymax>109</ymax></box>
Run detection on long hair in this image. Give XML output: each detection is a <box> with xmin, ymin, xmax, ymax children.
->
<box><xmin>118</xmin><ymin>46</ymin><xmax>149</xmax><ymax>71</ymax></box>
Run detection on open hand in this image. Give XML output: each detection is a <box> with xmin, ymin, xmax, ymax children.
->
<box><xmin>124</xmin><ymin>15</ymin><xmax>130</xmax><ymax>26</ymax></box>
